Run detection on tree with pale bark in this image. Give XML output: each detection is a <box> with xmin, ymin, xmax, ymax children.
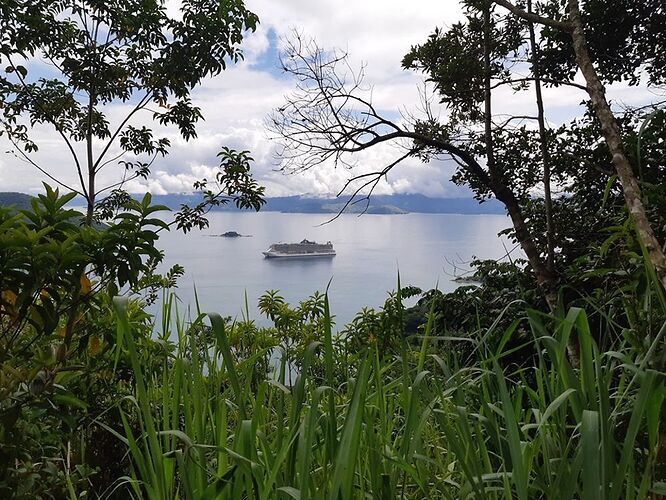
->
<box><xmin>492</xmin><ymin>0</ymin><xmax>666</xmax><ymax>291</ymax></box>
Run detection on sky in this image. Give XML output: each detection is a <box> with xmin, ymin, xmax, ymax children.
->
<box><xmin>0</xmin><ymin>0</ymin><xmax>660</xmax><ymax>199</ymax></box>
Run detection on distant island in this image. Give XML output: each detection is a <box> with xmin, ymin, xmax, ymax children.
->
<box><xmin>143</xmin><ymin>193</ymin><xmax>506</xmax><ymax>215</ymax></box>
<box><xmin>213</xmin><ymin>231</ymin><xmax>251</xmax><ymax>237</ymax></box>
<box><xmin>0</xmin><ymin>192</ymin><xmax>33</xmax><ymax>210</ymax></box>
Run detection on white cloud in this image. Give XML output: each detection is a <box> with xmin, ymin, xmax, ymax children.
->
<box><xmin>245</xmin><ymin>0</ymin><xmax>464</xmax><ymax>78</ymax></box>
<box><xmin>0</xmin><ymin>1</ymin><xmax>662</xmax><ymax>199</ymax></box>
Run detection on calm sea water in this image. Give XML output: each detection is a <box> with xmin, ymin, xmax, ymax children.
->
<box><xmin>154</xmin><ymin>212</ymin><xmax>514</xmax><ymax>327</ymax></box>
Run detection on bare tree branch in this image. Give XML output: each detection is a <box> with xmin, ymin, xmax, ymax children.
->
<box><xmin>268</xmin><ymin>35</ymin><xmax>493</xmax><ymax>189</ymax></box>
<box><xmin>269</xmin><ymin>32</ymin><xmax>558</xmax><ymax>299</ymax></box>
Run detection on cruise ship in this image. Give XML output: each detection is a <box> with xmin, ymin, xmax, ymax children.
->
<box><xmin>262</xmin><ymin>239</ymin><xmax>336</xmax><ymax>258</ymax></box>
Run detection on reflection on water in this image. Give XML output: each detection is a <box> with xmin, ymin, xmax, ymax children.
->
<box><xmin>263</xmin><ymin>257</ymin><xmax>335</xmax><ymax>269</ymax></box>
<box><xmin>156</xmin><ymin>212</ymin><xmax>514</xmax><ymax>328</ymax></box>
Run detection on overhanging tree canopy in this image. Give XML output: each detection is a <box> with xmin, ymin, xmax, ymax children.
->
<box><xmin>0</xmin><ymin>0</ymin><xmax>264</xmax><ymax>224</ymax></box>
<box><xmin>270</xmin><ymin>1</ymin><xmax>666</xmax><ymax>297</ymax></box>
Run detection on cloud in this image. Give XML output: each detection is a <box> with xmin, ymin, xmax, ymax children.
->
<box><xmin>245</xmin><ymin>0</ymin><xmax>464</xmax><ymax>77</ymax></box>
<box><xmin>0</xmin><ymin>1</ymin><xmax>662</xmax><ymax>200</ymax></box>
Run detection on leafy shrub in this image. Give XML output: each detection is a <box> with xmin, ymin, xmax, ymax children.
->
<box><xmin>0</xmin><ymin>186</ymin><xmax>180</xmax><ymax>496</ymax></box>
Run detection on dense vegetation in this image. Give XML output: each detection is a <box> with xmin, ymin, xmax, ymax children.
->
<box><xmin>1</xmin><ymin>0</ymin><xmax>665</xmax><ymax>498</ymax></box>
<box><xmin>1</xmin><ymin>191</ymin><xmax>664</xmax><ymax>498</ymax></box>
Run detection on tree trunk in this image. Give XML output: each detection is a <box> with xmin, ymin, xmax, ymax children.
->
<box><xmin>568</xmin><ymin>0</ymin><xmax>666</xmax><ymax>291</ymax></box>
<box><xmin>85</xmin><ymin>89</ymin><xmax>96</xmax><ymax>225</ymax></box>
<box><xmin>528</xmin><ymin>0</ymin><xmax>555</xmax><ymax>274</ymax></box>
<box><xmin>483</xmin><ymin>2</ymin><xmax>557</xmax><ymax>308</ymax></box>
<box><xmin>493</xmin><ymin>184</ymin><xmax>556</xmax><ymax>291</ymax></box>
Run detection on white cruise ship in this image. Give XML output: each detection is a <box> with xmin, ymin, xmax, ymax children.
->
<box><xmin>262</xmin><ymin>239</ymin><xmax>336</xmax><ymax>258</ymax></box>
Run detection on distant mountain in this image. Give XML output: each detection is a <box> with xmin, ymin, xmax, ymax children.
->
<box><xmin>319</xmin><ymin>203</ymin><xmax>407</xmax><ymax>215</ymax></box>
<box><xmin>0</xmin><ymin>192</ymin><xmax>111</xmax><ymax>229</ymax></box>
<box><xmin>1</xmin><ymin>191</ymin><xmax>506</xmax><ymax>215</ymax></box>
<box><xmin>147</xmin><ymin>193</ymin><xmax>505</xmax><ymax>215</ymax></box>
<box><xmin>0</xmin><ymin>192</ymin><xmax>33</xmax><ymax>210</ymax></box>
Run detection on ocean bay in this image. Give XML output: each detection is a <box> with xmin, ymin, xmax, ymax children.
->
<box><xmin>156</xmin><ymin>211</ymin><xmax>514</xmax><ymax>326</ymax></box>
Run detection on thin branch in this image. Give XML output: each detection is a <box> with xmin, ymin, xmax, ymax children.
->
<box><xmin>492</xmin><ymin>0</ymin><xmax>573</xmax><ymax>32</ymax></box>
<box><xmin>495</xmin><ymin>115</ymin><xmax>539</xmax><ymax>129</ymax></box>
<box><xmin>97</xmin><ymin>171</ymin><xmax>140</xmax><ymax>194</ymax></box>
<box><xmin>6</xmin><ymin>56</ymin><xmax>88</xmax><ymax>198</ymax></box>
<box><xmin>8</xmin><ymin>138</ymin><xmax>83</xmax><ymax>195</ymax></box>
<box><xmin>323</xmin><ymin>148</ymin><xmax>417</xmax><ymax>224</ymax></box>
<box><xmin>97</xmin><ymin>149</ymin><xmax>160</xmax><ymax>193</ymax></box>
<box><xmin>93</xmin><ymin>92</ymin><xmax>152</xmax><ymax>173</ymax></box>
<box><xmin>448</xmin><ymin>76</ymin><xmax>588</xmax><ymax>95</ymax></box>
<box><xmin>505</xmin><ymin>77</ymin><xmax>588</xmax><ymax>92</ymax></box>
<box><xmin>95</xmin><ymin>150</ymin><xmax>127</xmax><ymax>172</ymax></box>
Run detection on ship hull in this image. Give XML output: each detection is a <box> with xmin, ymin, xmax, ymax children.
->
<box><xmin>263</xmin><ymin>251</ymin><xmax>336</xmax><ymax>259</ymax></box>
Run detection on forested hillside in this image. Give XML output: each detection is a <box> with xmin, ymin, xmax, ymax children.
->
<box><xmin>0</xmin><ymin>192</ymin><xmax>32</xmax><ymax>210</ymax></box>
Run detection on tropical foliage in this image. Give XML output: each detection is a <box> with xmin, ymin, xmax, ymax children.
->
<box><xmin>1</xmin><ymin>0</ymin><xmax>666</xmax><ymax>498</ymax></box>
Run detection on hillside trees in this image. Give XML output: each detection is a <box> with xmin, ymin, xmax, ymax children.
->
<box><xmin>492</xmin><ymin>0</ymin><xmax>666</xmax><ymax>295</ymax></box>
<box><xmin>0</xmin><ymin>0</ymin><xmax>265</xmax><ymax>225</ymax></box>
<box><xmin>0</xmin><ymin>3</ymin><xmax>267</xmax><ymax>488</ymax></box>
<box><xmin>270</xmin><ymin>1</ymin><xmax>666</xmax><ymax>303</ymax></box>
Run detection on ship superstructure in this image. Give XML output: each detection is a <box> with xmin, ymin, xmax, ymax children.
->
<box><xmin>262</xmin><ymin>239</ymin><xmax>336</xmax><ymax>258</ymax></box>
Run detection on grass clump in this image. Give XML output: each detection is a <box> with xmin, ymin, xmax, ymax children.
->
<box><xmin>104</xmin><ymin>287</ymin><xmax>666</xmax><ymax>499</ymax></box>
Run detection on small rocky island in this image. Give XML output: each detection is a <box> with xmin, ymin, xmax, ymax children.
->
<box><xmin>214</xmin><ymin>231</ymin><xmax>250</xmax><ymax>237</ymax></box>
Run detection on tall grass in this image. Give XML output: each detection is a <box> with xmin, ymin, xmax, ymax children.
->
<box><xmin>104</xmin><ymin>291</ymin><xmax>666</xmax><ymax>499</ymax></box>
